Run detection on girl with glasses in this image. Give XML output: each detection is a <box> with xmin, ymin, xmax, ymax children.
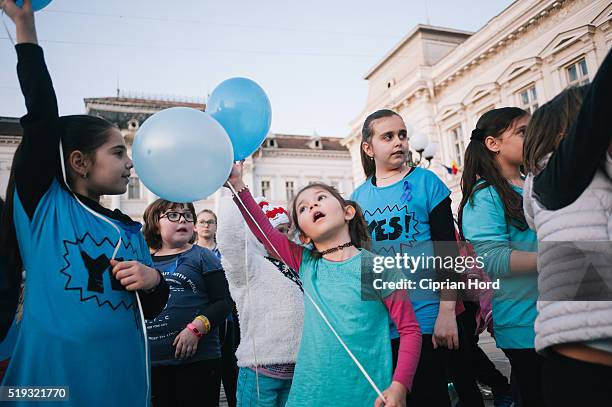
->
<box><xmin>143</xmin><ymin>199</ymin><xmax>232</xmax><ymax>406</ymax></box>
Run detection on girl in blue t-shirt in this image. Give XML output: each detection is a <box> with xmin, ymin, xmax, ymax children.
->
<box><xmin>0</xmin><ymin>3</ymin><xmax>168</xmax><ymax>406</ymax></box>
<box><xmin>351</xmin><ymin>109</ymin><xmax>465</xmax><ymax>407</ymax></box>
<box><xmin>143</xmin><ymin>199</ymin><xmax>231</xmax><ymax>406</ymax></box>
<box><xmin>458</xmin><ymin>107</ymin><xmax>543</xmax><ymax>407</ymax></box>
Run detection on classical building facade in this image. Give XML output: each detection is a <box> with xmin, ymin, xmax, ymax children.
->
<box><xmin>344</xmin><ymin>0</ymin><xmax>611</xmax><ymax>210</ymax></box>
<box><xmin>0</xmin><ymin>97</ymin><xmax>352</xmax><ymax>221</ymax></box>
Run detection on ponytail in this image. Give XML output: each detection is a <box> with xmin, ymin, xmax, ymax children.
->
<box><xmin>458</xmin><ymin>107</ymin><xmax>529</xmax><ymax>237</ymax></box>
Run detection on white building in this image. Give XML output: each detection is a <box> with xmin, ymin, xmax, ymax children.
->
<box><xmin>344</xmin><ymin>0</ymin><xmax>612</xmax><ymax>211</ymax></box>
<box><xmin>0</xmin><ymin>97</ymin><xmax>352</xmax><ymax>220</ymax></box>
<box><xmin>0</xmin><ymin>117</ymin><xmax>21</xmax><ymax>198</ymax></box>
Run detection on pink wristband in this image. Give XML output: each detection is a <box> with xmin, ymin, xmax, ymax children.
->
<box><xmin>187</xmin><ymin>323</ymin><xmax>203</xmax><ymax>338</ymax></box>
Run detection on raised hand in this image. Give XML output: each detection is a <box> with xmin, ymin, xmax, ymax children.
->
<box><xmin>1</xmin><ymin>0</ymin><xmax>37</xmax><ymax>44</ymax></box>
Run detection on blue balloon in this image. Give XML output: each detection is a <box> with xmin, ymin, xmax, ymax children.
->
<box><xmin>16</xmin><ymin>0</ymin><xmax>52</xmax><ymax>11</ymax></box>
<box><xmin>132</xmin><ymin>107</ymin><xmax>234</xmax><ymax>203</ymax></box>
<box><xmin>207</xmin><ymin>77</ymin><xmax>272</xmax><ymax>161</ymax></box>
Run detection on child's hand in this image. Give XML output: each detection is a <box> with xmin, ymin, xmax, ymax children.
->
<box><xmin>433</xmin><ymin>302</ymin><xmax>458</xmax><ymax>350</ymax></box>
<box><xmin>1</xmin><ymin>0</ymin><xmax>31</xmax><ymax>21</ymax></box>
<box><xmin>1</xmin><ymin>0</ymin><xmax>37</xmax><ymax>44</ymax></box>
<box><xmin>110</xmin><ymin>260</ymin><xmax>161</xmax><ymax>291</ymax></box>
<box><xmin>225</xmin><ymin>162</ymin><xmax>245</xmax><ymax>191</ymax></box>
<box><xmin>173</xmin><ymin>328</ymin><xmax>199</xmax><ymax>359</ymax></box>
<box><xmin>374</xmin><ymin>381</ymin><xmax>406</xmax><ymax>407</ymax></box>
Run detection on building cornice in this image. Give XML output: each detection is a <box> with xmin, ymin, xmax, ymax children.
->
<box><xmin>259</xmin><ymin>149</ymin><xmax>350</xmax><ymax>160</ymax></box>
<box><xmin>0</xmin><ymin>136</ymin><xmax>22</xmax><ymax>145</ymax></box>
<box><xmin>433</xmin><ymin>0</ymin><xmax>570</xmax><ymax>91</ymax></box>
<box><xmin>364</xmin><ymin>24</ymin><xmax>473</xmax><ymax>80</ymax></box>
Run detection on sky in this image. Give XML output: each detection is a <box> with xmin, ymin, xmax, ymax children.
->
<box><xmin>0</xmin><ymin>0</ymin><xmax>514</xmax><ymax>137</ymax></box>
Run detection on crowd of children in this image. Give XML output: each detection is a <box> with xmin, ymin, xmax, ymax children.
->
<box><xmin>0</xmin><ymin>1</ymin><xmax>611</xmax><ymax>406</ymax></box>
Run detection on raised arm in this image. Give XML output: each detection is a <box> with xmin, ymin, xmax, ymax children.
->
<box><xmin>533</xmin><ymin>50</ymin><xmax>612</xmax><ymax>210</ymax></box>
<box><xmin>4</xmin><ymin>1</ymin><xmax>62</xmax><ymax>218</ymax></box>
<box><xmin>233</xmin><ymin>188</ymin><xmax>303</xmax><ymax>273</ymax></box>
<box><xmin>226</xmin><ymin>163</ymin><xmax>303</xmax><ymax>272</ymax></box>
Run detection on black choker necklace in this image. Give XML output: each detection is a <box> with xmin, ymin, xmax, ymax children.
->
<box><xmin>318</xmin><ymin>242</ymin><xmax>355</xmax><ymax>256</ymax></box>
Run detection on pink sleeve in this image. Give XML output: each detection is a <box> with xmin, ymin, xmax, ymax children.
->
<box><xmin>383</xmin><ymin>290</ymin><xmax>422</xmax><ymax>391</ymax></box>
<box><xmin>233</xmin><ymin>188</ymin><xmax>304</xmax><ymax>273</ymax></box>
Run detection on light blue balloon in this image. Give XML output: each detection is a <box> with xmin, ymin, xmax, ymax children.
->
<box><xmin>132</xmin><ymin>107</ymin><xmax>234</xmax><ymax>203</ymax></box>
<box><xmin>207</xmin><ymin>77</ymin><xmax>272</xmax><ymax>161</ymax></box>
<box><xmin>16</xmin><ymin>0</ymin><xmax>52</xmax><ymax>11</ymax></box>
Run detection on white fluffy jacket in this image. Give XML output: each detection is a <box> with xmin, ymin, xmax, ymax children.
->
<box><xmin>523</xmin><ymin>153</ymin><xmax>612</xmax><ymax>352</ymax></box>
<box><xmin>216</xmin><ymin>193</ymin><xmax>304</xmax><ymax>367</ymax></box>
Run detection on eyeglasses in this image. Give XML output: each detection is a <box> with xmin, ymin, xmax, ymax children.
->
<box><xmin>160</xmin><ymin>211</ymin><xmax>195</xmax><ymax>223</ymax></box>
<box><xmin>198</xmin><ymin>220</ymin><xmax>217</xmax><ymax>226</ymax></box>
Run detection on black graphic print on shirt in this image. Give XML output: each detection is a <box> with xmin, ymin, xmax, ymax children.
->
<box><xmin>364</xmin><ymin>205</ymin><xmax>421</xmax><ymax>255</ymax></box>
<box><xmin>60</xmin><ymin>232</ymin><xmax>137</xmax><ymax>311</ymax></box>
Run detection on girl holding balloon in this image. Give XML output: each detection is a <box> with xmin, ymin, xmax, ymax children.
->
<box><xmin>0</xmin><ymin>2</ymin><xmax>169</xmax><ymax>405</ymax></box>
<box><xmin>225</xmin><ymin>163</ymin><xmax>422</xmax><ymax>407</ymax></box>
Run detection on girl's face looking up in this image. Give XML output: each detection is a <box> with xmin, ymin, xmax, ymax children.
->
<box><xmin>294</xmin><ymin>186</ymin><xmax>354</xmax><ymax>244</ymax></box>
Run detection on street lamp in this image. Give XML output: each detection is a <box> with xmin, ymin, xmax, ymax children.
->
<box><xmin>409</xmin><ymin>133</ymin><xmax>437</xmax><ymax>167</ymax></box>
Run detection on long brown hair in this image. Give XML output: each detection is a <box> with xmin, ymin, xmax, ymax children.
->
<box><xmin>458</xmin><ymin>107</ymin><xmax>530</xmax><ymax>236</ymax></box>
<box><xmin>1</xmin><ymin>115</ymin><xmax>116</xmax><ymax>286</ymax></box>
<box><xmin>290</xmin><ymin>183</ymin><xmax>371</xmax><ymax>256</ymax></box>
<box><xmin>523</xmin><ymin>85</ymin><xmax>589</xmax><ymax>174</ymax></box>
<box><xmin>143</xmin><ymin>199</ymin><xmax>197</xmax><ymax>251</ymax></box>
<box><xmin>360</xmin><ymin>109</ymin><xmax>402</xmax><ymax>179</ymax></box>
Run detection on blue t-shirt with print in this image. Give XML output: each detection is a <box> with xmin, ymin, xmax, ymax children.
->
<box><xmin>351</xmin><ymin>167</ymin><xmax>450</xmax><ymax>335</ymax></box>
<box><xmin>2</xmin><ymin>180</ymin><xmax>153</xmax><ymax>406</ymax></box>
<box><xmin>147</xmin><ymin>245</ymin><xmax>223</xmax><ymax>365</ymax></box>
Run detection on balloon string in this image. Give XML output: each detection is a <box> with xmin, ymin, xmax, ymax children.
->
<box><xmin>227</xmin><ymin>183</ymin><xmax>387</xmax><ymax>403</ymax></box>
<box><xmin>2</xmin><ymin>9</ymin><xmax>16</xmax><ymax>46</ymax></box>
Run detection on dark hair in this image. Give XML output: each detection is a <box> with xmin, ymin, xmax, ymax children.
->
<box><xmin>360</xmin><ymin>109</ymin><xmax>403</xmax><ymax>178</ymax></box>
<box><xmin>458</xmin><ymin>107</ymin><xmax>530</xmax><ymax>236</ymax></box>
<box><xmin>1</xmin><ymin>115</ymin><xmax>116</xmax><ymax>286</ymax></box>
<box><xmin>143</xmin><ymin>199</ymin><xmax>197</xmax><ymax>251</ymax></box>
<box><xmin>290</xmin><ymin>183</ymin><xmax>371</xmax><ymax>257</ymax></box>
<box><xmin>524</xmin><ymin>85</ymin><xmax>589</xmax><ymax>174</ymax></box>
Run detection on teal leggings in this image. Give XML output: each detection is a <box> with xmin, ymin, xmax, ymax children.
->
<box><xmin>236</xmin><ymin>367</ymin><xmax>292</xmax><ymax>407</ymax></box>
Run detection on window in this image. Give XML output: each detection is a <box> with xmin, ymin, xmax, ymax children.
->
<box><xmin>449</xmin><ymin>126</ymin><xmax>466</xmax><ymax>166</ymax></box>
<box><xmin>517</xmin><ymin>85</ymin><xmax>539</xmax><ymax>114</ymax></box>
<box><xmin>566</xmin><ymin>58</ymin><xmax>589</xmax><ymax>87</ymax></box>
<box><xmin>285</xmin><ymin>181</ymin><xmax>295</xmax><ymax>202</ymax></box>
<box><xmin>261</xmin><ymin>180</ymin><xmax>271</xmax><ymax>198</ymax></box>
<box><xmin>127</xmin><ymin>176</ymin><xmax>141</xmax><ymax>200</ymax></box>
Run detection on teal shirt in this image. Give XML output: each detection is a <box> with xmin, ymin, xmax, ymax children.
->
<box><xmin>286</xmin><ymin>250</ymin><xmax>396</xmax><ymax>407</ymax></box>
<box><xmin>461</xmin><ymin>184</ymin><xmax>538</xmax><ymax>349</ymax></box>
